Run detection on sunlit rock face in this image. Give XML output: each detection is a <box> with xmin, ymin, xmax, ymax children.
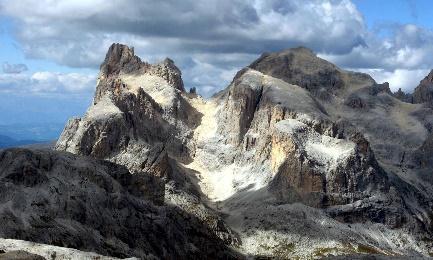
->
<box><xmin>5</xmin><ymin>43</ymin><xmax>431</xmax><ymax>259</ymax></box>
<box><xmin>269</xmin><ymin>119</ymin><xmax>388</xmax><ymax>208</ymax></box>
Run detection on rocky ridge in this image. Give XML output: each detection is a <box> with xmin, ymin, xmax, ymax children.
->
<box><xmin>1</xmin><ymin>43</ymin><xmax>432</xmax><ymax>259</ymax></box>
<box><xmin>413</xmin><ymin>70</ymin><xmax>433</xmax><ymax>106</ymax></box>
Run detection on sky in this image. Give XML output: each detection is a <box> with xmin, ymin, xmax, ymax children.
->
<box><xmin>1</xmin><ymin>0</ymin><xmax>433</xmax><ymax>139</ymax></box>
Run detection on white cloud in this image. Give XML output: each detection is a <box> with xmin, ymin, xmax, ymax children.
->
<box><xmin>0</xmin><ymin>0</ymin><xmax>369</xmax><ymax>95</ymax></box>
<box><xmin>0</xmin><ymin>71</ymin><xmax>96</xmax><ymax>95</ymax></box>
<box><xmin>321</xmin><ymin>24</ymin><xmax>433</xmax><ymax>71</ymax></box>
<box><xmin>183</xmin><ymin>58</ymin><xmax>240</xmax><ymax>97</ymax></box>
<box><xmin>318</xmin><ymin>23</ymin><xmax>433</xmax><ymax>92</ymax></box>
<box><xmin>356</xmin><ymin>68</ymin><xmax>429</xmax><ymax>92</ymax></box>
<box><xmin>1</xmin><ymin>0</ymin><xmax>433</xmax><ymax>94</ymax></box>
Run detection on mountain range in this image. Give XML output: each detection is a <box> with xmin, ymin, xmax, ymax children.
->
<box><xmin>0</xmin><ymin>134</ymin><xmax>51</xmax><ymax>149</ymax></box>
<box><xmin>0</xmin><ymin>43</ymin><xmax>432</xmax><ymax>259</ymax></box>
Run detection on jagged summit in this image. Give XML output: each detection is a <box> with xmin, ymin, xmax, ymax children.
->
<box><xmin>100</xmin><ymin>43</ymin><xmax>146</xmax><ymax>76</ymax></box>
<box><xmin>96</xmin><ymin>43</ymin><xmax>184</xmax><ymax>103</ymax></box>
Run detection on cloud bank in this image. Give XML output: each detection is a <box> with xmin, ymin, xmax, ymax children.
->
<box><xmin>0</xmin><ymin>72</ymin><xmax>95</xmax><ymax>96</ymax></box>
<box><xmin>1</xmin><ymin>0</ymin><xmax>432</xmax><ymax>95</ymax></box>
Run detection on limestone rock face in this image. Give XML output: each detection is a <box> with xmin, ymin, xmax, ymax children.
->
<box><xmin>413</xmin><ymin>70</ymin><xmax>433</xmax><ymax>105</ymax></box>
<box><xmin>55</xmin><ymin>91</ymin><xmax>171</xmax><ymax>190</ymax></box>
<box><xmin>100</xmin><ymin>43</ymin><xmax>145</xmax><ymax>76</ymax></box>
<box><xmin>149</xmin><ymin>58</ymin><xmax>185</xmax><ymax>92</ymax></box>
<box><xmin>215</xmin><ymin>66</ymin><xmax>397</xmax><ymax>226</ymax></box>
<box><xmin>6</xmin><ymin>44</ymin><xmax>433</xmax><ymax>258</ymax></box>
<box><xmin>210</xmin><ymin>48</ymin><xmax>433</xmax><ymax>257</ymax></box>
<box><xmin>269</xmin><ymin>119</ymin><xmax>388</xmax><ymax>208</ymax></box>
<box><xmin>56</xmin><ymin>44</ymin><xmax>193</xmax><ymax>175</ymax></box>
<box><xmin>55</xmin><ymin>44</ymin><xmax>239</xmax><ymax>256</ymax></box>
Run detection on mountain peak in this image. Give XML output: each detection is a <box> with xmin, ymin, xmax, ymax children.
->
<box><xmin>100</xmin><ymin>43</ymin><xmax>146</xmax><ymax>76</ymax></box>
<box><xmin>248</xmin><ymin>46</ymin><xmax>343</xmax><ymax>98</ymax></box>
<box><xmin>283</xmin><ymin>46</ymin><xmax>315</xmax><ymax>55</ymax></box>
<box><xmin>156</xmin><ymin>57</ymin><xmax>185</xmax><ymax>91</ymax></box>
<box><xmin>95</xmin><ymin>43</ymin><xmax>184</xmax><ymax>101</ymax></box>
<box><xmin>106</xmin><ymin>43</ymin><xmax>135</xmax><ymax>59</ymax></box>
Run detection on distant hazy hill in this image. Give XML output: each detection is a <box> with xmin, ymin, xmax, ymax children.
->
<box><xmin>0</xmin><ymin>122</ymin><xmax>64</xmax><ymax>141</ymax></box>
<box><xmin>0</xmin><ymin>122</ymin><xmax>62</xmax><ymax>149</ymax></box>
<box><xmin>0</xmin><ymin>134</ymin><xmax>52</xmax><ymax>149</ymax></box>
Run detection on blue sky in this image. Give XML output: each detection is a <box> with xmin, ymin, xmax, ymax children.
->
<box><xmin>354</xmin><ymin>0</ymin><xmax>433</xmax><ymax>30</ymax></box>
<box><xmin>1</xmin><ymin>0</ymin><xmax>433</xmax><ymax>140</ymax></box>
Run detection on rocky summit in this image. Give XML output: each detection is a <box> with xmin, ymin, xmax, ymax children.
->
<box><xmin>0</xmin><ymin>43</ymin><xmax>432</xmax><ymax>259</ymax></box>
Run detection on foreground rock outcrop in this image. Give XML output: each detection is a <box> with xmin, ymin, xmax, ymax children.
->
<box><xmin>1</xmin><ymin>43</ymin><xmax>433</xmax><ymax>259</ymax></box>
<box><xmin>0</xmin><ymin>238</ymin><xmax>132</xmax><ymax>260</ymax></box>
<box><xmin>0</xmin><ymin>148</ymin><xmax>239</xmax><ymax>259</ymax></box>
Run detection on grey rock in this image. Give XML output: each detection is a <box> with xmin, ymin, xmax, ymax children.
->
<box><xmin>215</xmin><ymin>66</ymin><xmax>407</xmax><ymax>229</ymax></box>
<box><xmin>95</xmin><ymin>43</ymin><xmax>184</xmax><ymax>104</ymax></box>
<box><xmin>0</xmin><ymin>250</ymin><xmax>46</xmax><ymax>260</ymax></box>
<box><xmin>16</xmin><ymin>44</ymin><xmax>433</xmax><ymax>258</ymax></box>
<box><xmin>0</xmin><ymin>148</ymin><xmax>240</xmax><ymax>259</ymax></box>
<box><xmin>214</xmin><ymin>47</ymin><xmax>433</xmax><ymax>256</ymax></box>
<box><xmin>413</xmin><ymin>70</ymin><xmax>433</xmax><ymax>106</ymax></box>
<box><xmin>248</xmin><ymin>47</ymin><xmax>348</xmax><ymax>99</ymax></box>
<box><xmin>55</xmin><ymin>44</ymin><xmax>239</xmax><ymax>253</ymax></box>
<box><xmin>393</xmin><ymin>88</ymin><xmax>413</xmax><ymax>103</ymax></box>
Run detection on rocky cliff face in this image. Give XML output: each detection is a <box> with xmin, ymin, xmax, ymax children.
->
<box><xmin>413</xmin><ymin>70</ymin><xmax>433</xmax><ymax>106</ymax></box>
<box><xmin>216</xmin><ymin>68</ymin><xmax>389</xmax><ymax>209</ymax></box>
<box><xmin>2</xmin><ymin>43</ymin><xmax>433</xmax><ymax>259</ymax></box>
<box><xmin>209</xmin><ymin>49</ymin><xmax>433</xmax><ymax>257</ymax></box>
